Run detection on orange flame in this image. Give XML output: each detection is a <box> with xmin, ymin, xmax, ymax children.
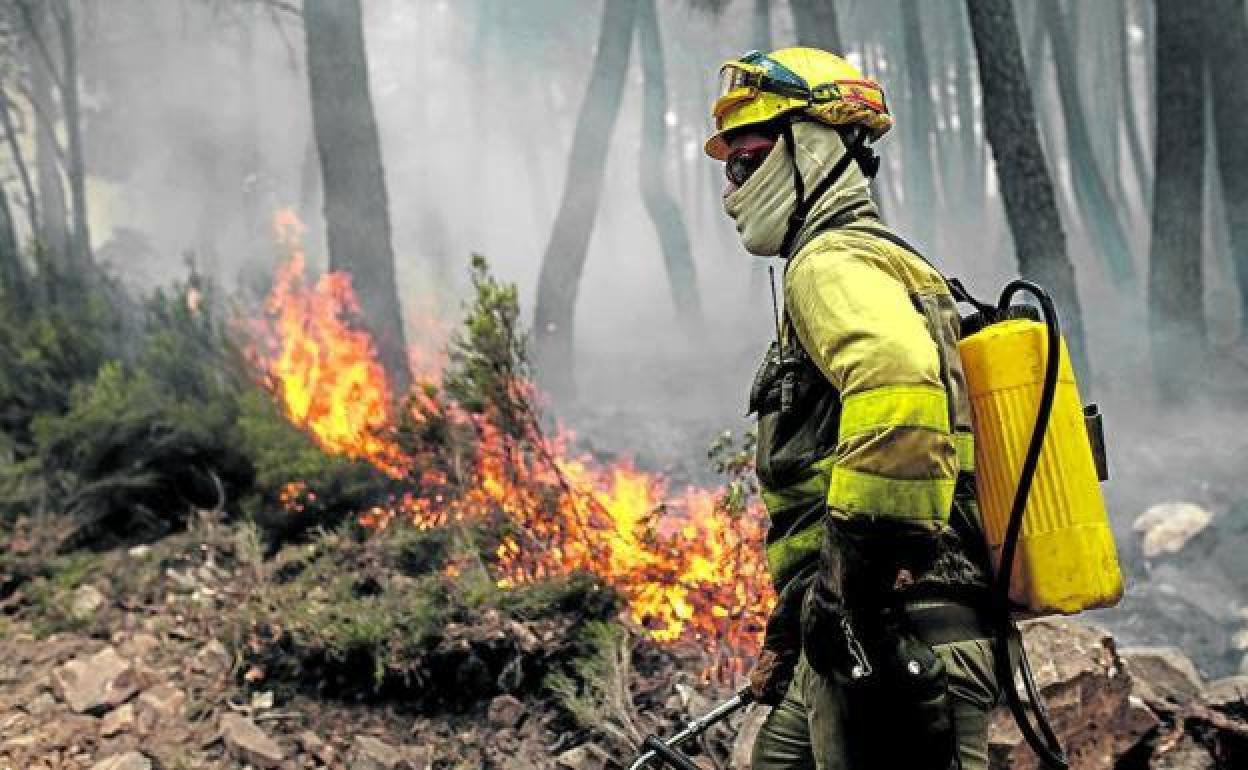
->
<box><xmin>254</xmin><ymin>210</ymin><xmax>408</xmax><ymax>477</ymax></box>
<box><xmin>252</xmin><ymin>209</ymin><xmax>775</xmax><ymax>662</ymax></box>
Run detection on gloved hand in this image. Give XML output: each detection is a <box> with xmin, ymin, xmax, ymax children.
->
<box><xmin>749</xmin><ymin>568</ymin><xmax>813</xmax><ymax>705</ymax></box>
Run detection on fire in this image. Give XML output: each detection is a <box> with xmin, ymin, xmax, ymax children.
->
<box><xmin>252</xmin><ymin>210</ymin><xmax>775</xmax><ymax>663</ymax></box>
<box><xmin>253</xmin><ymin>210</ymin><xmax>408</xmax><ymax>477</ymax></box>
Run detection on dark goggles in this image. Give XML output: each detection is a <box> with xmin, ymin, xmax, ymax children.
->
<box><xmin>725</xmin><ymin>141</ymin><xmax>775</xmax><ymax>187</ymax></box>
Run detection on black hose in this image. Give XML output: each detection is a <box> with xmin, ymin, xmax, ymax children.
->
<box><xmin>992</xmin><ymin>280</ymin><xmax>1069</xmax><ymax>770</ymax></box>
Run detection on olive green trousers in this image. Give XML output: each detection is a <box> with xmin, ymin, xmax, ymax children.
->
<box><xmin>751</xmin><ymin>638</ymin><xmax>999</xmax><ymax>770</ymax></box>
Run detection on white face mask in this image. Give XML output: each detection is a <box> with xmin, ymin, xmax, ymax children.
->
<box><xmin>722</xmin><ymin>135</ymin><xmax>798</xmax><ymax>257</ymax></box>
<box><xmin>722</xmin><ymin>122</ymin><xmax>875</xmax><ymax>258</ymax></box>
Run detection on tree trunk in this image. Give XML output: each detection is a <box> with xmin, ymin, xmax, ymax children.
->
<box><xmin>533</xmin><ymin>0</ymin><xmax>639</xmax><ymax>396</ymax></box>
<box><xmin>0</xmin><ymin>184</ymin><xmax>24</xmax><ymax>305</ymax></box>
<box><xmin>1087</xmin><ymin>1</ymin><xmax>1123</xmax><ymax>201</ymax></box>
<box><xmin>25</xmin><ymin>2</ymin><xmax>69</xmax><ymax>279</ymax></box>
<box><xmin>1119</xmin><ymin>0</ymin><xmax>1151</xmax><ymax>209</ymax></box>
<box><xmin>951</xmin><ymin>1</ymin><xmax>983</xmax><ymax>214</ymax></box>
<box><xmin>637</xmin><ymin>0</ymin><xmax>704</xmax><ymax>335</ymax></box>
<box><xmin>0</xmin><ymin>88</ymin><xmax>38</xmax><ymax>239</ymax></box>
<box><xmin>53</xmin><ymin>0</ymin><xmax>90</xmax><ymax>269</ymax></box>
<box><xmin>303</xmin><ymin>0</ymin><xmax>410</xmax><ymax>393</ymax></box>
<box><xmin>965</xmin><ymin>0</ymin><xmax>1089</xmax><ymax>378</ymax></box>
<box><xmin>900</xmin><ymin>0</ymin><xmax>938</xmax><ymax>250</ymax></box>
<box><xmin>1040</xmin><ymin>0</ymin><xmax>1135</xmax><ymax>287</ymax></box>
<box><xmin>790</xmin><ymin>0</ymin><xmax>843</xmax><ymax>51</ymax></box>
<box><xmin>1148</xmin><ymin>0</ymin><xmax>1208</xmax><ymax>400</ymax></box>
<box><xmin>1023</xmin><ymin>2</ymin><xmax>1082</xmax><ymax>242</ymax></box>
<box><xmin>1206</xmin><ymin>0</ymin><xmax>1248</xmax><ymax>338</ymax></box>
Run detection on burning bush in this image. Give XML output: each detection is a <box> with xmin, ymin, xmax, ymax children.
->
<box><xmin>248</xmin><ymin>240</ymin><xmax>774</xmax><ymax>672</ymax></box>
<box><xmin>2</xmin><ymin>212</ymin><xmax>776</xmax><ymax>708</ymax></box>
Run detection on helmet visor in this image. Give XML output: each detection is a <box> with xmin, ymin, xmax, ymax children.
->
<box><xmin>713</xmin><ymin>61</ymin><xmax>763</xmax><ymax>122</ymax></box>
<box><xmin>738</xmin><ymin>50</ymin><xmax>810</xmax><ymax>97</ymax></box>
<box><xmin>713</xmin><ymin>52</ymin><xmax>813</xmax><ymax>127</ymax></box>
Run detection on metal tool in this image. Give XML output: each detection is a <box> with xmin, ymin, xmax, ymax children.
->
<box><xmin>626</xmin><ymin>687</ymin><xmax>754</xmax><ymax>770</ymax></box>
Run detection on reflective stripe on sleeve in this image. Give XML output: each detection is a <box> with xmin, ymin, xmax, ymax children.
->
<box><xmin>827</xmin><ymin>465</ymin><xmax>955</xmax><ymax>522</ymax></box>
<box><xmin>838</xmin><ymin>383</ymin><xmax>950</xmax><ymax>438</ymax></box>
<box><xmin>760</xmin><ymin>455</ymin><xmax>837</xmax><ymax>516</ymax></box>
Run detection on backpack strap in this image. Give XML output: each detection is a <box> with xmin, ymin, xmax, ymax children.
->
<box><xmin>841</xmin><ymin>223</ymin><xmax>996</xmax><ymax>317</ymax></box>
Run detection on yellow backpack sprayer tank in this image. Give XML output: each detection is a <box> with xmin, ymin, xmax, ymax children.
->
<box><xmin>959</xmin><ymin>300</ymin><xmax>1123</xmax><ymax>616</ymax></box>
<box><xmin>953</xmin><ymin>278</ymin><xmax>1123</xmax><ymax>770</ymax></box>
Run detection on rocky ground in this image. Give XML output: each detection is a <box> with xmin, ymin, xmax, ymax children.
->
<box><xmin>2</xmin><ymin>515</ymin><xmax>1247</xmax><ymax>770</ymax></box>
<box><xmin>3</xmin><ymin>409</ymin><xmax>1248</xmax><ymax>769</ymax></box>
<box><xmin>5</xmin><ymin>598</ymin><xmax>1248</xmax><ymax>769</ymax></box>
<box><xmin>0</xmin><ymin>517</ymin><xmax>745</xmax><ymax>770</ymax></box>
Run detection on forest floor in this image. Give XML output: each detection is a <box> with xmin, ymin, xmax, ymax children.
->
<box><xmin>4</xmin><ymin>514</ymin><xmax>1248</xmax><ymax>770</ymax></box>
<box><xmin>0</xmin><ymin>515</ymin><xmax>749</xmax><ymax>770</ymax></box>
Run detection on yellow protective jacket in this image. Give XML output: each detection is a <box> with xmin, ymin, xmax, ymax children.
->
<box><xmin>750</xmin><ymin>220</ymin><xmax>980</xmax><ymax>594</ymax></box>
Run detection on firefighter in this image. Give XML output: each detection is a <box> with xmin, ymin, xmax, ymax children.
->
<box><xmin>707</xmin><ymin>48</ymin><xmax>999</xmax><ymax>769</ymax></box>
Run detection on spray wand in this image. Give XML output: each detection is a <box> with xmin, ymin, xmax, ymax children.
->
<box><xmin>625</xmin><ymin>686</ymin><xmax>754</xmax><ymax>770</ymax></box>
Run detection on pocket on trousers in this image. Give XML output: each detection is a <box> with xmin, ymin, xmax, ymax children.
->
<box><xmin>939</xmin><ymin>638</ymin><xmax>1000</xmax><ymax>712</ymax></box>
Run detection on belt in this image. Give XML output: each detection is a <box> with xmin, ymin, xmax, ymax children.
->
<box><xmin>903</xmin><ymin>599</ymin><xmax>996</xmax><ymax>646</ymax></box>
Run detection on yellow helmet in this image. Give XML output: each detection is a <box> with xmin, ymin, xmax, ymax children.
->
<box><xmin>704</xmin><ymin>47</ymin><xmax>893</xmax><ymax>161</ymax></box>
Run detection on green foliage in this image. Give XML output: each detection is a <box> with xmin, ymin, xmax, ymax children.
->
<box><xmin>546</xmin><ymin>621</ymin><xmax>643</xmax><ymax>751</ymax></box>
<box><xmin>20</xmin><ymin>301</ymin><xmax>254</xmax><ymax>547</ymax></box>
<box><xmin>707</xmin><ymin>427</ymin><xmax>759</xmax><ymax>519</ymax></box>
<box><xmin>20</xmin><ymin>551</ymin><xmax>104</xmax><ymax>637</ymax></box>
<box><xmin>0</xmin><ymin>290</ymin><xmax>122</xmax><ymax>453</ymax></box>
<box><xmin>233</xmin><ymin>519</ymin><xmax>618</xmax><ymax>700</ymax></box>
<box><xmin>443</xmin><ymin>254</ymin><xmax>531</xmax><ymax>429</ymax></box>
<box><xmin>0</xmin><ymin>267</ymin><xmax>409</xmax><ymax>547</ymax></box>
<box><xmin>232</xmin><ymin>387</ymin><xmax>389</xmax><ymax>538</ymax></box>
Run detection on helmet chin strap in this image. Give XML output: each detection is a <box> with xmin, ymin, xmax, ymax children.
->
<box><xmin>779</xmin><ymin>121</ymin><xmax>880</xmax><ymax>259</ymax></box>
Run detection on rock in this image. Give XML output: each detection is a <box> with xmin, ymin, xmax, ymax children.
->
<box><xmin>25</xmin><ymin>691</ymin><xmax>58</xmax><ymax>716</ymax></box>
<box><xmin>91</xmin><ymin>752</ymin><xmax>152</xmax><ymax>770</ymax></box>
<box><xmin>0</xmin><ymin>710</ymin><xmax>27</xmax><ymax>734</ymax></box>
<box><xmin>43</xmin><ymin>713</ymin><xmax>98</xmax><ymax>749</ymax></box>
<box><xmin>400</xmin><ymin>745</ymin><xmax>431</xmax><ymax>770</ymax></box>
<box><xmin>221</xmin><ymin>713</ymin><xmax>286</xmax><ymax>768</ymax></box>
<box><xmin>488</xmin><ymin>694</ymin><xmax>525</xmax><ymax>728</ymax></box>
<box><xmin>134</xmin><ymin>684</ymin><xmax>185</xmax><ymax>734</ymax></box>
<box><xmin>127</xmin><ymin>545</ymin><xmax>151</xmax><ymax>558</ymax></box>
<box><xmin>118</xmin><ymin>632</ymin><xmax>160</xmax><ymax>662</ymax></box>
<box><xmin>1134</xmin><ymin>503</ymin><xmax>1214</xmax><ymax>558</ymax></box>
<box><xmin>988</xmin><ymin>619</ymin><xmax>1137</xmax><ymax>770</ymax></box>
<box><xmin>1149</xmin><ymin>734</ymin><xmax>1216</xmax><ymax>769</ymax></box>
<box><xmin>1</xmin><ymin>732</ymin><xmax>38</xmax><ymax>750</ymax></box>
<box><xmin>71</xmin><ymin>584</ymin><xmax>106</xmax><ymax>618</ymax></box>
<box><xmin>192</xmin><ymin>639</ymin><xmax>231</xmax><ymax>675</ymax></box>
<box><xmin>554</xmin><ymin>745</ymin><xmax>607</xmax><ymax>770</ymax></box>
<box><xmin>100</xmin><ymin>702</ymin><xmax>134</xmax><ymax>737</ymax></box>
<box><xmin>1122</xmin><ymin>647</ymin><xmax>1204</xmax><ymax>704</ymax></box>
<box><xmin>1204</xmin><ymin>675</ymin><xmax>1248</xmax><ymax>717</ymax></box>
<box><xmin>297</xmin><ymin>729</ymin><xmax>325</xmax><ymax>753</ymax></box>
<box><xmin>506</xmin><ymin>619</ymin><xmax>541</xmax><ymax>653</ymax></box>
<box><xmin>51</xmin><ymin>646</ymin><xmax>138</xmax><ymax>715</ymax></box>
<box><xmin>350</xmin><ymin>735</ymin><xmax>405</xmax><ymax>770</ymax></box>
<box><xmin>298</xmin><ymin>730</ymin><xmax>335</xmax><ymax>765</ymax></box>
